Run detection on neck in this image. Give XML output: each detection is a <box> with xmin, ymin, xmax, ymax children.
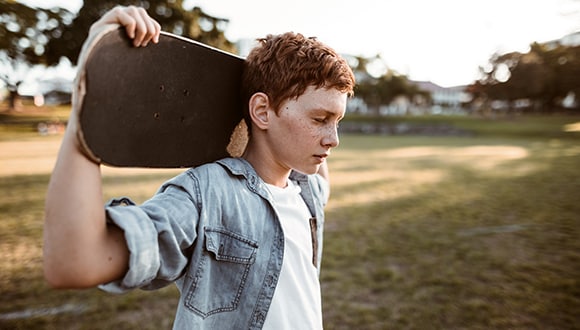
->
<box><xmin>242</xmin><ymin>139</ymin><xmax>290</xmax><ymax>188</ymax></box>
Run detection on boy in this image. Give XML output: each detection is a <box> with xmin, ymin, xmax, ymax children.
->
<box><xmin>43</xmin><ymin>6</ymin><xmax>355</xmax><ymax>329</ymax></box>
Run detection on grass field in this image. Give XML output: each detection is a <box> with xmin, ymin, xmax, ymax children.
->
<box><xmin>1</xmin><ymin>107</ymin><xmax>579</xmax><ymax>329</ymax></box>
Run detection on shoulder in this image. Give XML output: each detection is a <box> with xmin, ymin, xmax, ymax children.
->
<box><xmin>158</xmin><ymin>159</ymin><xmax>236</xmax><ymax>193</ymax></box>
<box><xmin>183</xmin><ymin>158</ymin><xmax>253</xmax><ymax>189</ymax></box>
<box><xmin>310</xmin><ymin>174</ymin><xmax>330</xmax><ymax>204</ymax></box>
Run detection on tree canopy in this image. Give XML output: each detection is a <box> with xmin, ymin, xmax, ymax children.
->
<box><xmin>0</xmin><ymin>1</ymin><xmax>73</xmax><ymax>66</ymax></box>
<box><xmin>0</xmin><ymin>1</ymin><xmax>74</xmax><ymax>109</ymax></box>
<box><xmin>470</xmin><ymin>41</ymin><xmax>580</xmax><ymax>112</ymax></box>
<box><xmin>45</xmin><ymin>0</ymin><xmax>237</xmax><ymax>66</ymax></box>
<box><xmin>353</xmin><ymin>55</ymin><xmax>430</xmax><ymax>115</ymax></box>
<box><xmin>0</xmin><ymin>0</ymin><xmax>236</xmax><ymax>110</ymax></box>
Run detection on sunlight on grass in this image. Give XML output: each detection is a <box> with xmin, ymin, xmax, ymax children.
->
<box><xmin>328</xmin><ymin>168</ymin><xmax>444</xmax><ymax>210</ymax></box>
<box><xmin>321</xmin><ymin>135</ymin><xmax>580</xmax><ymax>329</ymax></box>
<box><xmin>0</xmin><ymin>138</ymin><xmax>61</xmax><ymax>176</ymax></box>
<box><xmin>563</xmin><ymin>121</ymin><xmax>580</xmax><ymax>132</ymax></box>
<box><xmin>0</xmin><ymin>242</ymin><xmax>42</xmax><ymax>280</ymax></box>
<box><xmin>375</xmin><ymin>145</ymin><xmax>529</xmax><ymax>170</ymax></box>
<box><xmin>1</xmin><ymin>114</ymin><xmax>579</xmax><ymax>329</ymax></box>
<box><xmin>328</xmin><ymin>144</ymin><xmax>533</xmax><ymax>211</ymax></box>
<box><xmin>322</xmin><ymin>137</ymin><xmax>580</xmax><ymax>329</ymax></box>
<box><xmin>101</xmin><ymin>169</ymin><xmax>183</xmax><ymax>203</ymax></box>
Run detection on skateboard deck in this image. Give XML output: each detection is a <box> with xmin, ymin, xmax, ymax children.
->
<box><xmin>75</xmin><ymin>27</ymin><xmax>246</xmax><ymax>168</ymax></box>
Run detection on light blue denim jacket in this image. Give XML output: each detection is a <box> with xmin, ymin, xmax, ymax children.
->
<box><xmin>100</xmin><ymin>157</ymin><xmax>329</xmax><ymax>329</ymax></box>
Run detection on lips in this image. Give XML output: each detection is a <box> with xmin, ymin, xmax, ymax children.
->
<box><xmin>314</xmin><ymin>153</ymin><xmax>329</xmax><ymax>162</ymax></box>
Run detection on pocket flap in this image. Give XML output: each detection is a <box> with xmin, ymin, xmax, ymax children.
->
<box><xmin>204</xmin><ymin>228</ymin><xmax>258</xmax><ymax>264</ymax></box>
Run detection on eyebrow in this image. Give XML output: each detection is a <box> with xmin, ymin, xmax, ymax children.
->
<box><xmin>311</xmin><ymin>108</ymin><xmax>343</xmax><ymax>118</ymax></box>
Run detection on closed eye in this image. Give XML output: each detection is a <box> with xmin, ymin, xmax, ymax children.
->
<box><xmin>311</xmin><ymin>109</ymin><xmax>344</xmax><ymax>126</ymax></box>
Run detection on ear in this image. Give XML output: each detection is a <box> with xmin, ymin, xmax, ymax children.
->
<box><xmin>248</xmin><ymin>92</ymin><xmax>271</xmax><ymax>130</ymax></box>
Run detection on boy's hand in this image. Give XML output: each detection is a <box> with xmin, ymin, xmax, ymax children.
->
<box><xmin>90</xmin><ymin>6</ymin><xmax>161</xmax><ymax>47</ymax></box>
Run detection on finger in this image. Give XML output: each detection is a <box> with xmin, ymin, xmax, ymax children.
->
<box><xmin>152</xmin><ymin>19</ymin><xmax>162</xmax><ymax>44</ymax></box>
<box><xmin>101</xmin><ymin>6</ymin><xmax>159</xmax><ymax>47</ymax></box>
<box><xmin>136</xmin><ymin>7</ymin><xmax>159</xmax><ymax>46</ymax></box>
<box><xmin>112</xmin><ymin>7</ymin><xmax>139</xmax><ymax>41</ymax></box>
<box><xmin>125</xmin><ymin>6</ymin><xmax>148</xmax><ymax>47</ymax></box>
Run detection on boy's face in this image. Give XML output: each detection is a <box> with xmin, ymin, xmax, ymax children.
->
<box><xmin>267</xmin><ymin>86</ymin><xmax>346</xmax><ymax>175</ymax></box>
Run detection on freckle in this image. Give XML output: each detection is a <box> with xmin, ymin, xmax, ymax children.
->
<box><xmin>108</xmin><ymin>257</ymin><xmax>112</xmax><ymax>262</ymax></box>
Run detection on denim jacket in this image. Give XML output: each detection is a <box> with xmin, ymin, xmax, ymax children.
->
<box><xmin>100</xmin><ymin>157</ymin><xmax>329</xmax><ymax>329</ymax></box>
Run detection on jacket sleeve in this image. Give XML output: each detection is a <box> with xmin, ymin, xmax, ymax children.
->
<box><xmin>99</xmin><ymin>171</ymin><xmax>200</xmax><ymax>293</ymax></box>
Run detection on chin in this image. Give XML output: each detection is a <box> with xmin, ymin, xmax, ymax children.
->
<box><xmin>293</xmin><ymin>165</ymin><xmax>320</xmax><ymax>176</ymax></box>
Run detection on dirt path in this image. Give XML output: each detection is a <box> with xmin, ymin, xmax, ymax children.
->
<box><xmin>0</xmin><ymin>136</ymin><xmax>182</xmax><ymax>177</ymax></box>
<box><xmin>0</xmin><ymin>137</ymin><xmax>61</xmax><ymax>176</ymax></box>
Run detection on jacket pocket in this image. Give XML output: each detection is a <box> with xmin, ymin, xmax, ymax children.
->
<box><xmin>185</xmin><ymin>227</ymin><xmax>258</xmax><ymax>318</ymax></box>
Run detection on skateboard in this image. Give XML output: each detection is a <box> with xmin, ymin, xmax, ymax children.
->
<box><xmin>75</xmin><ymin>26</ymin><xmax>246</xmax><ymax>168</ymax></box>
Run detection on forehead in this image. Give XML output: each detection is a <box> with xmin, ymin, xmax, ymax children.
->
<box><xmin>290</xmin><ymin>86</ymin><xmax>347</xmax><ymax>115</ymax></box>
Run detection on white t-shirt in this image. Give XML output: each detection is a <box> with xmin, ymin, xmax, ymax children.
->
<box><xmin>262</xmin><ymin>179</ymin><xmax>323</xmax><ymax>329</ymax></box>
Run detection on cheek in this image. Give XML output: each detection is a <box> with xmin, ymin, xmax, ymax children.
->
<box><xmin>304</xmin><ymin>124</ymin><xmax>323</xmax><ymax>141</ymax></box>
<box><xmin>283</xmin><ymin>114</ymin><xmax>322</xmax><ymax>143</ymax></box>
<box><xmin>292</xmin><ymin>118</ymin><xmax>317</xmax><ymax>138</ymax></box>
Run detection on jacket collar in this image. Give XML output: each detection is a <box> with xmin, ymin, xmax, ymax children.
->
<box><xmin>216</xmin><ymin>157</ymin><xmax>308</xmax><ymax>188</ymax></box>
<box><xmin>216</xmin><ymin>158</ymin><xmax>313</xmax><ymax>212</ymax></box>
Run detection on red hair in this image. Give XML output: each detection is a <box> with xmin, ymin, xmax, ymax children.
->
<box><xmin>241</xmin><ymin>32</ymin><xmax>355</xmax><ymax>127</ymax></box>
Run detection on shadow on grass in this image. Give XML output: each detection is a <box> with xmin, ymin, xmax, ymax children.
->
<box><xmin>0</xmin><ymin>173</ymin><xmax>180</xmax><ymax>330</ymax></box>
<box><xmin>1</xmin><ymin>133</ymin><xmax>579</xmax><ymax>329</ymax></box>
<box><xmin>321</xmin><ymin>137</ymin><xmax>580</xmax><ymax>329</ymax></box>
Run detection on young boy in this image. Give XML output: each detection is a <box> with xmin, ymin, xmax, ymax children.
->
<box><xmin>43</xmin><ymin>6</ymin><xmax>355</xmax><ymax>329</ymax></box>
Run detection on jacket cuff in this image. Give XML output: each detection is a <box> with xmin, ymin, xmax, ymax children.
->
<box><xmin>99</xmin><ymin>197</ymin><xmax>160</xmax><ymax>293</ymax></box>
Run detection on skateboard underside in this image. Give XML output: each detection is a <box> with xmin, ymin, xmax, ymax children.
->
<box><xmin>78</xmin><ymin>28</ymin><xmax>245</xmax><ymax>168</ymax></box>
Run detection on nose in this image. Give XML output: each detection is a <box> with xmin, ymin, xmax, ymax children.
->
<box><xmin>322</xmin><ymin>124</ymin><xmax>340</xmax><ymax>148</ymax></box>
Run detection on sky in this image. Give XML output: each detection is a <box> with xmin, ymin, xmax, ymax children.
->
<box><xmin>16</xmin><ymin>0</ymin><xmax>580</xmax><ymax>88</ymax></box>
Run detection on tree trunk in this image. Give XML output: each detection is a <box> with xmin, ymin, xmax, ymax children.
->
<box><xmin>6</xmin><ymin>81</ymin><xmax>22</xmax><ymax>112</ymax></box>
<box><xmin>8</xmin><ymin>90</ymin><xmax>20</xmax><ymax>112</ymax></box>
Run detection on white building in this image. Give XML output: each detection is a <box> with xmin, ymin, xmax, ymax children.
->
<box><xmin>412</xmin><ymin>81</ymin><xmax>472</xmax><ymax>114</ymax></box>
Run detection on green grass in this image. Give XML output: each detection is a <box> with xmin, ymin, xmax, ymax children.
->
<box><xmin>1</xmin><ymin>108</ymin><xmax>579</xmax><ymax>329</ymax></box>
<box><xmin>0</xmin><ymin>173</ymin><xmax>180</xmax><ymax>329</ymax></box>
<box><xmin>322</xmin><ymin>134</ymin><xmax>580</xmax><ymax>329</ymax></box>
<box><xmin>0</xmin><ymin>104</ymin><xmax>70</xmax><ymax>141</ymax></box>
<box><xmin>345</xmin><ymin>113</ymin><xmax>580</xmax><ymax>140</ymax></box>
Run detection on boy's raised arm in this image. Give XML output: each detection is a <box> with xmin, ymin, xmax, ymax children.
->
<box><xmin>43</xmin><ymin>117</ymin><xmax>127</xmax><ymax>288</ymax></box>
<box><xmin>43</xmin><ymin>6</ymin><xmax>161</xmax><ymax>289</ymax></box>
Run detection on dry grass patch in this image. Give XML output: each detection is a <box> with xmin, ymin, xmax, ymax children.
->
<box><xmin>321</xmin><ymin>134</ymin><xmax>580</xmax><ymax>329</ymax></box>
<box><xmin>1</xmin><ymin>113</ymin><xmax>579</xmax><ymax>329</ymax></box>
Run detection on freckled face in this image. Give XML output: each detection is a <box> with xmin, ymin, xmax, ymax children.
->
<box><xmin>266</xmin><ymin>86</ymin><xmax>347</xmax><ymax>175</ymax></box>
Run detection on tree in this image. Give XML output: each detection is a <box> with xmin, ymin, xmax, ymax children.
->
<box><xmin>491</xmin><ymin>50</ymin><xmax>553</xmax><ymax>110</ymax></box>
<box><xmin>45</xmin><ymin>0</ymin><xmax>236</xmax><ymax>66</ymax></box>
<box><xmin>542</xmin><ymin>43</ymin><xmax>580</xmax><ymax>111</ymax></box>
<box><xmin>354</xmin><ymin>57</ymin><xmax>430</xmax><ymax>115</ymax></box>
<box><xmin>470</xmin><ymin>41</ymin><xmax>580</xmax><ymax>113</ymax></box>
<box><xmin>0</xmin><ymin>1</ymin><xmax>73</xmax><ymax>110</ymax></box>
<box><xmin>1</xmin><ymin>0</ymin><xmax>236</xmax><ymax>111</ymax></box>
